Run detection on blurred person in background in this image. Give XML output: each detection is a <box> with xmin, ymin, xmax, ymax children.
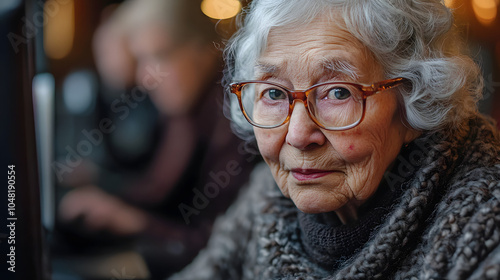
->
<box><xmin>57</xmin><ymin>0</ymin><xmax>257</xmax><ymax>278</ymax></box>
<box><xmin>92</xmin><ymin>4</ymin><xmax>136</xmax><ymax>91</ymax></box>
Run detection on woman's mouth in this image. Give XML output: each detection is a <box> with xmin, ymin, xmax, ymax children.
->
<box><xmin>291</xmin><ymin>169</ymin><xmax>333</xmax><ymax>181</ymax></box>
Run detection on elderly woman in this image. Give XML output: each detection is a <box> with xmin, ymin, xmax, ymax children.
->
<box><xmin>171</xmin><ymin>0</ymin><xmax>500</xmax><ymax>279</ymax></box>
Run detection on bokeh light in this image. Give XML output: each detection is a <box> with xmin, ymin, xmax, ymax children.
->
<box><xmin>44</xmin><ymin>0</ymin><xmax>75</xmax><ymax>59</ymax></box>
<box><xmin>472</xmin><ymin>0</ymin><xmax>498</xmax><ymax>25</ymax></box>
<box><xmin>201</xmin><ymin>0</ymin><xmax>241</xmax><ymax>20</ymax></box>
<box><xmin>444</xmin><ymin>0</ymin><xmax>456</xmax><ymax>7</ymax></box>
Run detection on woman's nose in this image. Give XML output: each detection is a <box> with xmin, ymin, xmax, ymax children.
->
<box><xmin>285</xmin><ymin>102</ymin><xmax>326</xmax><ymax>150</ymax></box>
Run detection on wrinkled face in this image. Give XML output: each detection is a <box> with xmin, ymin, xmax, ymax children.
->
<box><xmin>254</xmin><ymin>15</ymin><xmax>419</xmax><ymax>217</ymax></box>
<box><xmin>130</xmin><ymin>24</ymin><xmax>213</xmax><ymax>115</ymax></box>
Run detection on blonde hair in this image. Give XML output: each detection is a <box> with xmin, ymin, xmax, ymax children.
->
<box><xmin>112</xmin><ymin>0</ymin><xmax>218</xmax><ymax>44</ymax></box>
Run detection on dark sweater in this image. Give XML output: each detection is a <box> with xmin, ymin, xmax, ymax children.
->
<box><xmin>171</xmin><ymin>114</ymin><xmax>500</xmax><ymax>280</ymax></box>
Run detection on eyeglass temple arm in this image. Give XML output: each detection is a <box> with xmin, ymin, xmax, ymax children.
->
<box><xmin>362</xmin><ymin>77</ymin><xmax>409</xmax><ymax>97</ymax></box>
<box><xmin>230</xmin><ymin>83</ymin><xmax>242</xmax><ymax>94</ymax></box>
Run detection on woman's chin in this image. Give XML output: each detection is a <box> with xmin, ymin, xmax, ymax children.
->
<box><xmin>290</xmin><ymin>190</ymin><xmax>345</xmax><ymax>214</ymax></box>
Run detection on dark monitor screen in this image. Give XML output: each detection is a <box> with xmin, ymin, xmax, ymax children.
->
<box><xmin>0</xmin><ymin>1</ymin><xmax>49</xmax><ymax>279</ymax></box>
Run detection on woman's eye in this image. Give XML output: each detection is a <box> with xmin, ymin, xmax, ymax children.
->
<box><xmin>263</xmin><ymin>88</ymin><xmax>287</xmax><ymax>100</ymax></box>
<box><xmin>328</xmin><ymin>87</ymin><xmax>351</xmax><ymax>100</ymax></box>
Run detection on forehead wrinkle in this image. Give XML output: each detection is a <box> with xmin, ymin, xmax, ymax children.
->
<box><xmin>254</xmin><ymin>61</ymin><xmax>285</xmax><ymax>79</ymax></box>
<box><xmin>255</xmin><ymin>63</ymin><xmax>277</xmax><ymax>75</ymax></box>
<box><xmin>320</xmin><ymin>58</ymin><xmax>361</xmax><ymax>81</ymax></box>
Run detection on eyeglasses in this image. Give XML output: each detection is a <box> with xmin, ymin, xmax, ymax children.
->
<box><xmin>229</xmin><ymin>77</ymin><xmax>408</xmax><ymax>131</ymax></box>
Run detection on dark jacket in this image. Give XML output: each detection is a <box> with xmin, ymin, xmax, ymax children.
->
<box><xmin>122</xmin><ymin>78</ymin><xmax>258</xmax><ymax>277</ymax></box>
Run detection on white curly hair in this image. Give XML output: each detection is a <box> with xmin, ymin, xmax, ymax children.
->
<box><xmin>223</xmin><ymin>0</ymin><xmax>483</xmax><ymax>145</ymax></box>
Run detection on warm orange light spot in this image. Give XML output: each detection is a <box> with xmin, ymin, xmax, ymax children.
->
<box><xmin>44</xmin><ymin>0</ymin><xmax>75</xmax><ymax>59</ymax></box>
<box><xmin>444</xmin><ymin>0</ymin><xmax>456</xmax><ymax>8</ymax></box>
<box><xmin>472</xmin><ymin>0</ymin><xmax>498</xmax><ymax>26</ymax></box>
<box><xmin>201</xmin><ymin>0</ymin><xmax>241</xmax><ymax>20</ymax></box>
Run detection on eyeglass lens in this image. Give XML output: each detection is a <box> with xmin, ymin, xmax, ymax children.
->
<box><xmin>239</xmin><ymin>82</ymin><xmax>364</xmax><ymax>129</ymax></box>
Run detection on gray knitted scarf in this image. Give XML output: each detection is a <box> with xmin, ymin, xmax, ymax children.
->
<box><xmin>258</xmin><ymin>116</ymin><xmax>500</xmax><ymax>279</ymax></box>
<box><xmin>298</xmin><ymin>177</ymin><xmax>403</xmax><ymax>270</ymax></box>
<box><xmin>170</xmin><ymin>115</ymin><xmax>500</xmax><ymax>280</ymax></box>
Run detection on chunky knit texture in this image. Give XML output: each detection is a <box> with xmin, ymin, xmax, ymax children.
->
<box><xmin>297</xmin><ymin>179</ymin><xmax>403</xmax><ymax>271</ymax></box>
<box><xmin>170</xmin><ymin>115</ymin><xmax>500</xmax><ymax>280</ymax></box>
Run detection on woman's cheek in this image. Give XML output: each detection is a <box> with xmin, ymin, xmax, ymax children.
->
<box><xmin>255</xmin><ymin>128</ymin><xmax>284</xmax><ymax>160</ymax></box>
<box><xmin>333</xmin><ymin>138</ymin><xmax>372</xmax><ymax>164</ymax></box>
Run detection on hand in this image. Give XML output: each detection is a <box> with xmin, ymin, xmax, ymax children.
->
<box><xmin>59</xmin><ymin>186</ymin><xmax>148</xmax><ymax>236</ymax></box>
